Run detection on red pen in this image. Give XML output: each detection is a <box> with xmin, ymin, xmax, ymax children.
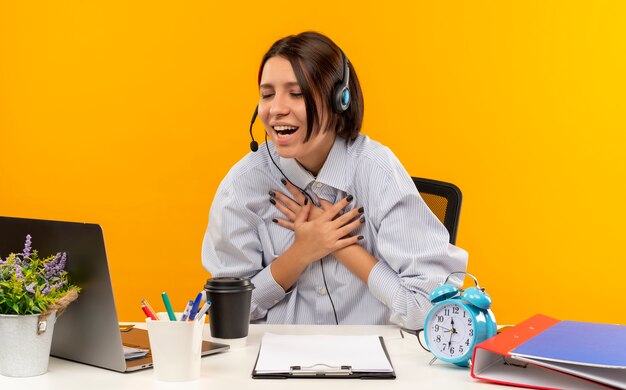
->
<box><xmin>141</xmin><ymin>299</ymin><xmax>158</xmax><ymax>317</ymax></box>
<box><xmin>141</xmin><ymin>305</ymin><xmax>158</xmax><ymax>320</ymax></box>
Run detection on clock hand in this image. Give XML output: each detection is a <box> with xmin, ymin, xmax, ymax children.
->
<box><xmin>448</xmin><ymin>318</ymin><xmax>457</xmax><ymax>348</ymax></box>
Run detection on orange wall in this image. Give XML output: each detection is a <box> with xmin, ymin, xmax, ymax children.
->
<box><xmin>1</xmin><ymin>1</ymin><xmax>625</xmax><ymax>324</ymax></box>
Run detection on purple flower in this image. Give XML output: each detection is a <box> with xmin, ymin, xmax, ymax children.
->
<box><xmin>44</xmin><ymin>253</ymin><xmax>63</xmax><ymax>278</ymax></box>
<box><xmin>59</xmin><ymin>252</ymin><xmax>67</xmax><ymax>271</ymax></box>
<box><xmin>53</xmin><ymin>280</ymin><xmax>66</xmax><ymax>289</ymax></box>
<box><xmin>42</xmin><ymin>282</ymin><xmax>51</xmax><ymax>295</ymax></box>
<box><xmin>25</xmin><ymin>282</ymin><xmax>36</xmax><ymax>294</ymax></box>
<box><xmin>14</xmin><ymin>264</ymin><xmax>23</xmax><ymax>280</ymax></box>
<box><xmin>23</xmin><ymin>234</ymin><xmax>32</xmax><ymax>257</ymax></box>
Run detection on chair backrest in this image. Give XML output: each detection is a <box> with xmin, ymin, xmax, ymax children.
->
<box><xmin>411</xmin><ymin>177</ymin><xmax>462</xmax><ymax>245</ymax></box>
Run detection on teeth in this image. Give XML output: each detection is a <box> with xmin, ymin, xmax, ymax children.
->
<box><xmin>273</xmin><ymin>125</ymin><xmax>298</xmax><ymax>131</ymax></box>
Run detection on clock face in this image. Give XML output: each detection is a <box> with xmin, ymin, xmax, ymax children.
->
<box><xmin>426</xmin><ymin>302</ymin><xmax>476</xmax><ymax>360</ymax></box>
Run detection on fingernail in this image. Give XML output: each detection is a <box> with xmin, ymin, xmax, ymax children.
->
<box><xmin>269</xmin><ymin>191</ymin><xmax>276</xmax><ymax>197</ymax></box>
<box><xmin>272</xmin><ymin>218</ymin><xmax>278</xmax><ymax>223</ymax></box>
<box><xmin>346</xmin><ymin>194</ymin><xmax>353</xmax><ymax>202</ymax></box>
<box><xmin>358</xmin><ymin>235</ymin><xmax>364</xmax><ymax>240</ymax></box>
<box><xmin>358</xmin><ymin>207</ymin><xmax>364</xmax><ymax>213</ymax></box>
<box><xmin>359</xmin><ymin>216</ymin><xmax>365</xmax><ymax>223</ymax></box>
<box><xmin>281</xmin><ymin>178</ymin><xmax>287</xmax><ymax>185</ymax></box>
<box><xmin>269</xmin><ymin>198</ymin><xmax>276</xmax><ymax>205</ymax></box>
<box><xmin>304</xmin><ymin>197</ymin><xmax>308</xmax><ymax>205</ymax></box>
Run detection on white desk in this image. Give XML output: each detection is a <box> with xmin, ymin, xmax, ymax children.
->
<box><xmin>0</xmin><ymin>324</ymin><xmax>517</xmax><ymax>390</ymax></box>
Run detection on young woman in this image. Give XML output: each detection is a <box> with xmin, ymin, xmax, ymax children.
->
<box><xmin>202</xmin><ymin>31</ymin><xmax>468</xmax><ymax>329</ymax></box>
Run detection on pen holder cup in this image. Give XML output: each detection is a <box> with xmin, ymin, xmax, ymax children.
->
<box><xmin>146</xmin><ymin>312</ymin><xmax>206</xmax><ymax>382</ymax></box>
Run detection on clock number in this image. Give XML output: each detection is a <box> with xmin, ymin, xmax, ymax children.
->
<box><xmin>465</xmin><ymin>339</ymin><xmax>470</xmax><ymax>346</ymax></box>
<box><xmin>444</xmin><ymin>308</ymin><xmax>450</xmax><ymax>316</ymax></box>
<box><xmin>453</xmin><ymin>306</ymin><xmax>459</xmax><ymax>314</ymax></box>
<box><xmin>467</xmin><ymin>318</ymin><xmax>472</xmax><ymax>326</ymax></box>
<box><xmin>450</xmin><ymin>346</ymin><xmax>455</xmax><ymax>354</ymax></box>
<box><xmin>469</xmin><ymin>329</ymin><xmax>474</xmax><ymax>336</ymax></box>
<box><xmin>436</xmin><ymin>335</ymin><xmax>441</xmax><ymax>342</ymax></box>
<box><xmin>442</xmin><ymin>344</ymin><xmax>447</xmax><ymax>351</ymax></box>
<box><xmin>459</xmin><ymin>346</ymin><xmax>464</xmax><ymax>353</ymax></box>
<box><xmin>434</xmin><ymin>325</ymin><xmax>440</xmax><ymax>332</ymax></box>
<box><xmin>438</xmin><ymin>316</ymin><xmax>444</xmax><ymax>323</ymax></box>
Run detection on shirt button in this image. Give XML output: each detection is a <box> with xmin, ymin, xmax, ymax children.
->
<box><xmin>313</xmin><ymin>182</ymin><xmax>323</xmax><ymax>189</ymax></box>
<box><xmin>319</xmin><ymin>287</ymin><xmax>327</xmax><ymax>295</ymax></box>
<box><xmin>273</xmin><ymin>299</ymin><xmax>279</xmax><ymax>304</ymax></box>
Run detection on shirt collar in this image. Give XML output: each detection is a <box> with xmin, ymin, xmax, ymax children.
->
<box><xmin>278</xmin><ymin>136</ymin><xmax>351</xmax><ymax>193</ymax></box>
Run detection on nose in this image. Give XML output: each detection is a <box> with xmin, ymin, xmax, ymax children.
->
<box><xmin>269</xmin><ymin>92</ymin><xmax>290</xmax><ymax>117</ymax></box>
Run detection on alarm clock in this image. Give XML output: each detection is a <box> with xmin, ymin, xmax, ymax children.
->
<box><xmin>423</xmin><ymin>272</ymin><xmax>497</xmax><ymax>367</ymax></box>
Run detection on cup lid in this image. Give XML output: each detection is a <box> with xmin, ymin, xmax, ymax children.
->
<box><xmin>204</xmin><ymin>277</ymin><xmax>255</xmax><ymax>292</ymax></box>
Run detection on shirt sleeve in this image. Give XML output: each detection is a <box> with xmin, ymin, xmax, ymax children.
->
<box><xmin>364</xmin><ymin>156</ymin><xmax>469</xmax><ymax>330</ymax></box>
<box><xmin>201</xmin><ymin>178</ymin><xmax>287</xmax><ymax>321</ymax></box>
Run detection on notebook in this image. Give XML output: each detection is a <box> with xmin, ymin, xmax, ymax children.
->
<box><xmin>0</xmin><ymin>216</ymin><xmax>229</xmax><ymax>372</ymax></box>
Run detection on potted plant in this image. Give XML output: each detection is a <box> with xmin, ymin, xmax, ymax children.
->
<box><xmin>0</xmin><ymin>234</ymin><xmax>80</xmax><ymax>377</ymax></box>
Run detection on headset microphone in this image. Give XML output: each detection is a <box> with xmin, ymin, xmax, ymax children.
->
<box><xmin>249</xmin><ymin>105</ymin><xmax>259</xmax><ymax>152</ymax></box>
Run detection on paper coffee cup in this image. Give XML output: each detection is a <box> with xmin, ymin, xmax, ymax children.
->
<box><xmin>204</xmin><ymin>277</ymin><xmax>254</xmax><ymax>340</ymax></box>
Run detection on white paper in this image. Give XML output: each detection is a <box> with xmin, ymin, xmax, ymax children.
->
<box><xmin>254</xmin><ymin>333</ymin><xmax>393</xmax><ymax>374</ymax></box>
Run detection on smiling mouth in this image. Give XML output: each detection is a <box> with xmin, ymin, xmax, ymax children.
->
<box><xmin>273</xmin><ymin>125</ymin><xmax>299</xmax><ymax>137</ymax></box>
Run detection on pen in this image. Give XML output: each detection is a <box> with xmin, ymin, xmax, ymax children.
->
<box><xmin>141</xmin><ymin>299</ymin><xmax>159</xmax><ymax>320</ymax></box>
<box><xmin>180</xmin><ymin>300</ymin><xmax>194</xmax><ymax>321</ymax></box>
<box><xmin>141</xmin><ymin>305</ymin><xmax>158</xmax><ymax>320</ymax></box>
<box><xmin>161</xmin><ymin>292</ymin><xmax>176</xmax><ymax>321</ymax></box>
<box><xmin>195</xmin><ymin>300</ymin><xmax>212</xmax><ymax>321</ymax></box>
<box><xmin>188</xmin><ymin>292</ymin><xmax>203</xmax><ymax>321</ymax></box>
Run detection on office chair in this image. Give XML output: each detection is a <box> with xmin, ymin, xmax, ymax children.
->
<box><xmin>411</xmin><ymin>177</ymin><xmax>462</xmax><ymax>245</ymax></box>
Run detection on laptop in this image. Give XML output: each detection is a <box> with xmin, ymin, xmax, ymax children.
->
<box><xmin>0</xmin><ymin>216</ymin><xmax>229</xmax><ymax>372</ymax></box>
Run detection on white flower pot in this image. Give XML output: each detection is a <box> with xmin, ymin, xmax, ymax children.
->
<box><xmin>0</xmin><ymin>310</ymin><xmax>57</xmax><ymax>377</ymax></box>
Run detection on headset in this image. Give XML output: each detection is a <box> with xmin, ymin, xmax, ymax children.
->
<box><xmin>332</xmin><ymin>50</ymin><xmax>351</xmax><ymax>114</ymax></box>
<box><xmin>246</xmin><ymin>49</ymin><xmax>352</xmax><ymax>325</ymax></box>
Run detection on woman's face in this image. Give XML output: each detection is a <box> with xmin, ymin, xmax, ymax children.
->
<box><xmin>258</xmin><ymin>56</ymin><xmax>335</xmax><ymax>174</ymax></box>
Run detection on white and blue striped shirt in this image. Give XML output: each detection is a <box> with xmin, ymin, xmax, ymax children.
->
<box><xmin>202</xmin><ymin>134</ymin><xmax>468</xmax><ymax>329</ymax></box>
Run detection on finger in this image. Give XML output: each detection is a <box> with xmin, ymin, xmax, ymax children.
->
<box><xmin>283</xmin><ymin>180</ymin><xmax>307</xmax><ymax>205</ymax></box>
<box><xmin>318</xmin><ymin>199</ymin><xmax>331</xmax><ymax>211</ymax></box>
<box><xmin>271</xmin><ymin>197</ymin><xmax>297</xmax><ymax>221</ymax></box>
<box><xmin>335</xmin><ymin>217</ymin><xmax>364</xmax><ymax>239</ymax></box>
<box><xmin>272</xmin><ymin>190</ymin><xmax>300</xmax><ymax>213</ymax></box>
<box><xmin>323</xmin><ymin>195</ymin><xmax>354</xmax><ymax>221</ymax></box>
<box><xmin>332</xmin><ymin>234</ymin><xmax>364</xmax><ymax>251</ymax></box>
<box><xmin>272</xmin><ymin>217</ymin><xmax>295</xmax><ymax>231</ymax></box>
<box><xmin>295</xmin><ymin>197</ymin><xmax>311</xmax><ymax>224</ymax></box>
<box><xmin>333</xmin><ymin>206</ymin><xmax>364</xmax><ymax>228</ymax></box>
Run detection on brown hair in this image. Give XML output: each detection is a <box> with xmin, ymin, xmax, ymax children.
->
<box><xmin>258</xmin><ymin>31</ymin><xmax>364</xmax><ymax>141</ymax></box>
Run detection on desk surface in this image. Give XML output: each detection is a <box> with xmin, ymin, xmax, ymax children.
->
<box><xmin>0</xmin><ymin>324</ymin><xmax>517</xmax><ymax>390</ymax></box>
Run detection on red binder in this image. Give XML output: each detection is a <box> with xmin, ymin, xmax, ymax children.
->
<box><xmin>470</xmin><ymin>314</ymin><xmax>612</xmax><ymax>389</ymax></box>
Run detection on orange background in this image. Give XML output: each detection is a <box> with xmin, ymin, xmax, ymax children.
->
<box><xmin>1</xmin><ymin>1</ymin><xmax>625</xmax><ymax>324</ymax></box>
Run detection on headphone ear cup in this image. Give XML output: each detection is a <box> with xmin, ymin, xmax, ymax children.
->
<box><xmin>332</xmin><ymin>85</ymin><xmax>350</xmax><ymax>113</ymax></box>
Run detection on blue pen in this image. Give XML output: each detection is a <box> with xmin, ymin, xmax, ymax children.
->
<box><xmin>188</xmin><ymin>292</ymin><xmax>203</xmax><ymax>321</ymax></box>
<box><xmin>180</xmin><ymin>300</ymin><xmax>194</xmax><ymax>321</ymax></box>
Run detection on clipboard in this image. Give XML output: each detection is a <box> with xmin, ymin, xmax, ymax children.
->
<box><xmin>251</xmin><ymin>334</ymin><xmax>396</xmax><ymax>379</ymax></box>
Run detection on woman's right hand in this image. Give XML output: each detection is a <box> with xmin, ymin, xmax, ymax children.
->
<box><xmin>291</xmin><ymin>196</ymin><xmax>365</xmax><ymax>263</ymax></box>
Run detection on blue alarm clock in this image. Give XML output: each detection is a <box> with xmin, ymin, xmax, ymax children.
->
<box><xmin>423</xmin><ymin>272</ymin><xmax>497</xmax><ymax>367</ymax></box>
